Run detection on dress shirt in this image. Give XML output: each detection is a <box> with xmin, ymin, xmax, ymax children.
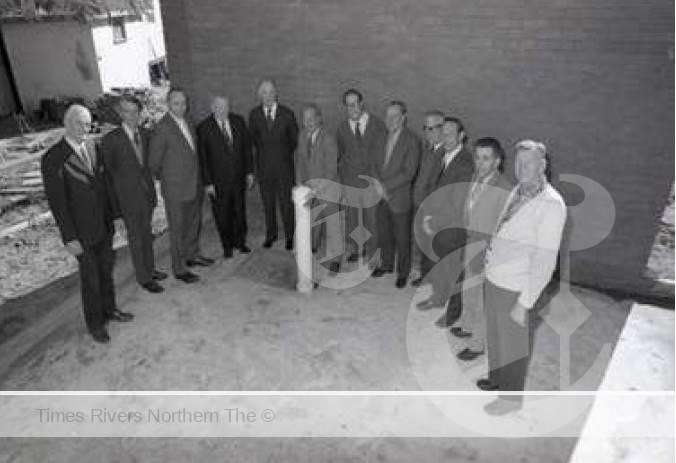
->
<box><xmin>384</xmin><ymin>128</ymin><xmax>401</xmax><ymax>167</ymax></box>
<box><xmin>122</xmin><ymin>123</ymin><xmax>144</xmax><ymax>165</ymax></box>
<box><xmin>65</xmin><ymin>136</ymin><xmax>93</xmax><ymax>172</ymax></box>
<box><xmin>169</xmin><ymin>112</ymin><xmax>195</xmax><ymax>151</ymax></box>
<box><xmin>441</xmin><ymin>143</ymin><xmax>463</xmax><ymax>170</ymax></box>
<box><xmin>263</xmin><ymin>102</ymin><xmax>278</xmax><ymax>120</ymax></box>
<box><xmin>217</xmin><ymin>116</ymin><xmax>233</xmax><ymax>142</ymax></box>
<box><xmin>349</xmin><ymin>112</ymin><xmax>370</xmax><ymax>136</ymax></box>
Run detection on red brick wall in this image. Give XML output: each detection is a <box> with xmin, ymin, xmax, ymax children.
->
<box><xmin>159</xmin><ymin>0</ymin><xmax>674</xmax><ymax>291</ymax></box>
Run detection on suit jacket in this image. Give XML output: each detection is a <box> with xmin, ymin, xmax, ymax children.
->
<box><xmin>41</xmin><ymin>138</ymin><xmax>114</xmax><ymax>246</ymax></box>
<box><xmin>148</xmin><ymin>113</ymin><xmax>200</xmax><ymax>202</ymax></box>
<box><xmin>197</xmin><ymin>113</ymin><xmax>252</xmax><ymax>192</ymax></box>
<box><xmin>248</xmin><ymin>104</ymin><xmax>298</xmax><ymax>182</ymax></box>
<box><xmin>374</xmin><ymin>127</ymin><xmax>421</xmax><ymax>213</ymax></box>
<box><xmin>412</xmin><ymin>143</ymin><xmax>445</xmax><ymax>208</ymax></box>
<box><xmin>424</xmin><ymin>145</ymin><xmax>474</xmax><ymax>238</ymax></box>
<box><xmin>295</xmin><ymin>127</ymin><xmax>339</xmax><ymax>195</ymax></box>
<box><xmin>336</xmin><ymin>114</ymin><xmax>387</xmax><ymax>187</ymax></box>
<box><xmin>100</xmin><ymin>125</ymin><xmax>156</xmax><ymax>218</ymax></box>
<box><xmin>465</xmin><ymin>172</ymin><xmax>513</xmax><ymax>239</ymax></box>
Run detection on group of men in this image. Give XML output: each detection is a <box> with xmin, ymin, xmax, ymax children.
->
<box><xmin>41</xmin><ymin>79</ymin><xmax>566</xmax><ymax>414</ymax></box>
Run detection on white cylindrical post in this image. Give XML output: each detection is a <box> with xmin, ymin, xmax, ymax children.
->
<box><xmin>292</xmin><ymin>185</ymin><xmax>313</xmax><ymax>293</ymax></box>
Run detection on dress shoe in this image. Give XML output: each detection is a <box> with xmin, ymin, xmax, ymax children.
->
<box><xmin>435</xmin><ymin>312</ymin><xmax>459</xmax><ymax>328</ymax></box>
<box><xmin>175</xmin><ymin>272</ymin><xmax>199</xmax><ymax>284</ymax></box>
<box><xmin>263</xmin><ymin>237</ymin><xmax>276</xmax><ymax>248</ymax></box>
<box><xmin>186</xmin><ymin>255</ymin><xmax>214</xmax><ymax>267</ymax></box>
<box><xmin>224</xmin><ymin>248</ymin><xmax>234</xmax><ymax>259</ymax></box>
<box><xmin>483</xmin><ymin>399</ymin><xmax>522</xmax><ymax>416</ymax></box>
<box><xmin>142</xmin><ymin>281</ymin><xmax>164</xmax><ymax>293</ymax></box>
<box><xmin>410</xmin><ymin>277</ymin><xmax>424</xmax><ymax>287</ymax></box>
<box><xmin>238</xmin><ymin>244</ymin><xmax>251</xmax><ymax>254</ymax></box>
<box><xmin>371</xmin><ymin>268</ymin><xmax>392</xmax><ymax>278</ymax></box>
<box><xmin>457</xmin><ymin>348</ymin><xmax>485</xmax><ymax>362</ymax></box>
<box><xmin>285</xmin><ymin>239</ymin><xmax>293</xmax><ymax>250</ymax></box>
<box><xmin>476</xmin><ymin>378</ymin><xmax>500</xmax><ymax>391</ymax></box>
<box><xmin>395</xmin><ymin>277</ymin><xmax>407</xmax><ymax>288</ymax></box>
<box><xmin>450</xmin><ymin>326</ymin><xmax>472</xmax><ymax>338</ymax></box>
<box><xmin>329</xmin><ymin>262</ymin><xmax>340</xmax><ymax>274</ymax></box>
<box><xmin>90</xmin><ymin>329</ymin><xmax>110</xmax><ymax>343</ymax></box>
<box><xmin>107</xmin><ymin>308</ymin><xmax>134</xmax><ymax>322</ymax></box>
<box><xmin>152</xmin><ymin>270</ymin><xmax>168</xmax><ymax>281</ymax></box>
<box><xmin>416</xmin><ymin>298</ymin><xmax>443</xmax><ymax>311</ymax></box>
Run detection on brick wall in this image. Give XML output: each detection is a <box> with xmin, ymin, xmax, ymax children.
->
<box><xmin>159</xmin><ymin>0</ymin><xmax>674</xmax><ymax>291</ymax></box>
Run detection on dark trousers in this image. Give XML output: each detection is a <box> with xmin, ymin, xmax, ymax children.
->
<box><xmin>485</xmin><ymin>279</ymin><xmax>530</xmax><ymax>401</ymax></box>
<box><xmin>122</xmin><ymin>204</ymin><xmax>155</xmax><ymax>285</ymax></box>
<box><xmin>376</xmin><ymin>202</ymin><xmax>411</xmax><ymax>278</ymax></box>
<box><xmin>210</xmin><ymin>186</ymin><xmax>246</xmax><ymax>252</ymax></box>
<box><xmin>260</xmin><ymin>173</ymin><xmax>294</xmax><ymax>242</ymax></box>
<box><xmin>344</xmin><ymin>201</ymin><xmax>378</xmax><ymax>261</ymax></box>
<box><xmin>77</xmin><ymin>237</ymin><xmax>116</xmax><ymax>333</ymax></box>
<box><xmin>430</xmin><ymin>229</ymin><xmax>465</xmax><ymax>323</ymax></box>
<box><xmin>165</xmin><ymin>195</ymin><xmax>201</xmax><ymax>275</ymax></box>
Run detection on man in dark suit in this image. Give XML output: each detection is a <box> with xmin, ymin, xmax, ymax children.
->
<box><xmin>336</xmin><ymin>88</ymin><xmax>387</xmax><ymax>264</ymax></box>
<box><xmin>100</xmin><ymin>96</ymin><xmax>166</xmax><ymax>294</ymax></box>
<box><xmin>371</xmin><ymin>101</ymin><xmax>421</xmax><ymax>288</ymax></box>
<box><xmin>295</xmin><ymin>103</ymin><xmax>342</xmax><ymax>273</ymax></box>
<box><xmin>411</xmin><ymin>110</ymin><xmax>446</xmax><ymax>287</ymax></box>
<box><xmin>248</xmin><ymin>79</ymin><xmax>299</xmax><ymax>250</ymax></box>
<box><xmin>417</xmin><ymin>117</ymin><xmax>474</xmax><ymax>329</ymax></box>
<box><xmin>197</xmin><ymin>96</ymin><xmax>254</xmax><ymax>258</ymax></box>
<box><xmin>41</xmin><ymin>105</ymin><xmax>133</xmax><ymax>343</ymax></box>
<box><xmin>149</xmin><ymin>87</ymin><xmax>214</xmax><ymax>283</ymax></box>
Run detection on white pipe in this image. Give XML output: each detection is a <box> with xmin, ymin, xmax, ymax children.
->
<box><xmin>293</xmin><ymin>185</ymin><xmax>313</xmax><ymax>293</ymax></box>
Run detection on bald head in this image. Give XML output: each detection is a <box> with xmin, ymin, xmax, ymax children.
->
<box><xmin>210</xmin><ymin>96</ymin><xmax>230</xmax><ymax>121</ymax></box>
<box><xmin>63</xmin><ymin>104</ymin><xmax>91</xmax><ymax>144</ymax></box>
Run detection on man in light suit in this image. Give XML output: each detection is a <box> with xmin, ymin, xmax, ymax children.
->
<box><xmin>41</xmin><ymin>105</ymin><xmax>133</xmax><ymax>343</ymax></box>
<box><xmin>411</xmin><ymin>110</ymin><xmax>445</xmax><ymax>287</ymax></box>
<box><xmin>452</xmin><ymin>137</ymin><xmax>513</xmax><ymax>362</ymax></box>
<box><xmin>417</xmin><ymin>117</ymin><xmax>474</xmax><ymax>329</ymax></box>
<box><xmin>149</xmin><ymin>87</ymin><xmax>214</xmax><ymax>283</ymax></box>
<box><xmin>197</xmin><ymin>96</ymin><xmax>254</xmax><ymax>258</ymax></box>
<box><xmin>248</xmin><ymin>79</ymin><xmax>299</xmax><ymax>250</ymax></box>
<box><xmin>295</xmin><ymin>103</ymin><xmax>342</xmax><ymax>274</ymax></box>
<box><xmin>371</xmin><ymin>101</ymin><xmax>421</xmax><ymax>288</ymax></box>
<box><xmin>336</xmin><ymin>88</ymin><xmax>387</xmax><ymax>264</ymax></box>
<box><xmin>100</xmin><ymin>96</ymin><xmax>166</xmax><ymax>294</ymax></box>
<box><xmin>478</xmin><ymin>140</ymin><xmax>566</xmax><ymax>416</ymax></box>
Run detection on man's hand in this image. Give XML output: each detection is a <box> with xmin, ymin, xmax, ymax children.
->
<box><xmin>246</xmin><ymin>174</ymin><xmax>255</xmax><ymax>190</ymax></box>
<box><xmin>65</xmin><ymin>240</ymin><xmax>83</xmax><ymax>257</ymax></box>
<box><xmin>509</xmin><ymin>301</ymin><xmax>530</xmax><ymax>327</ymax></box>
<box><xmin>422</xmin><ymin>215</ymin><xmax>434</xmax><ymax>235</ymax></box>
<box><xmin>205</xmin><ymin>184</ymin><xmax>216</xmax><ymax>198</ymax></box>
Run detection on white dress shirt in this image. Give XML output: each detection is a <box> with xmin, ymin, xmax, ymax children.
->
<box><xmin>441</xmin><ymin>143</ymin><xmax>463</xmax><ymax>170</ymax></box>
<box><xmin>217</xmin><ymin>116</ymin><xmax>233</xmax><ymax>141</ymax></box>
<box><xmin>65</xmin><ymin>136</ymin><xmax>93</xmax><ymax>172</ymax></box>
<box><xmin>485</xmin><ymin>183</ymin><xmax>566</xmax><ymax>308</ymax></box>
<box><xmin>169</xmin><ymin>112</ymin><xmax>195</xmax><ymax>151</ymax></box>
<box><xmin>263</xmin><ymin>102</ymin><xmax>278</xmax><ymax>120</ymax></box>
<box><xmin>349</xmin><ymin>112</ymin><xmax>370</xmax><ymax>136</ymax></box>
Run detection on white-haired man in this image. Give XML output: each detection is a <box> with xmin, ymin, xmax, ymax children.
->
<box><xmin>478</xmin><ymin>140</ymin><xmax>566</xmax><ymax>415</ymax></box>
<box><xmin>42</xmin><ymin>104</ymin><xmax>133</xmax><ymax>343</ymax></box>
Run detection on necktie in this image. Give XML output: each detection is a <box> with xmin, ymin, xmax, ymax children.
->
<box><xmin>355</xmin><ymin>122</ymin><xmax>363</xmax><ymax>139</ymax></box>
<box><xmin>265</xmin><ymin>107</ymin><xmax>274</xmax><ymax>128</ymax></box>
<box><xmin>132</xmin><ymin>131</ymin><xmax>143</xmax><ymax>165</ymax></box>
<box><xmin>306</xmin><ymin>132</ymin><xmax>313</xmax><ymax>159</ymax></box>
<box><xmin>221</xmin><ymin>120</ymin><xmax>232</xmax><ymax>147</ymax></box>
<box><xmin>80</xmin><ymin>144</ymin><xmax>93</xmax><ymax>173</ymax></box>
<box><xmin>384</xmin><ymin>133</ymin><xmax>396</xmax><ymax>167</ymax></box>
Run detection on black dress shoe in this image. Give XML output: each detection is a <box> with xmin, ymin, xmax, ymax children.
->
<box><xmin>238</xmin><ymin>244</ymin><xmax>251</xmax><ymax>254</ymax></box>
<box><xmin>450</xmin><ymin>326</ymin><xmax>473</xmax><ymax>338</ymax></box>
<box><xmin>263</xmin><ymin>237</ymin><xmax>276</xmax><ymax>248</ymax></box>
<box><xmin>285</xmin><ymin>239</ymin><xmax>293</xmax><ymax>250</ymax></box>
<box><xmin>142</xmin><ymin>281</ymin><xmax>164</xmax><ymax>293</ymax></box>
<box><xmin>371</xmin><ymin>268</ymin><xmax>392</xmax><ymax>278</ymax></box>
<box><xmin>107</xmin><ymin>308</ymin><xmax>134</xmax><ymax>322</ymax></box>
<box><xmin>91</xmin><ymin>329</ymin><xmax>110</xmax><ymax>343</ymax></box>
<box><xmin>175</xmin><ymin>272</ymin><xmax>199</xmax><ymax>283</ymax></box>
<box><xmin>457</xmin><ymin>348</ymin><xmax>485</xmax><ymax>362</ymax></box>
<box><xmin>152</xmin><ymin>270</ymin><xmax>168</xmax><ymax>281</ymax></box>
<box><xmin>329</xmin><ymin>262</ymin><xmax>340</xmax><ymax>274</ymax></box>
<box><xmin>476</xmin><ymin>378</ymin><xmax>499</xmax><ymax>391</ymax></box>
<box><xmin>395</xmin><ymin>277</ymin><xmax>407</xmax><ymax>288</ymax></box>
<box><xmin>224</xmin><ymin>248</ymin><xmax>234</xmax><ymax>258</ymax></box>
<box><xmin>410</xmin><ymin>277</ymin><xmax>424</xmax><ymax>287</ymax></box>
<box><xmin>187</xmin><ymin>256</ymin><xmax>214</xmax><ymax>267</ymax></box>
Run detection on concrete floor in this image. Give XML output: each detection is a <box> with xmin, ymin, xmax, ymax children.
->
<box><xmin>0</xmin><ymin>192</ymin><xmax>637</xmax><ymax>462</ymax></box>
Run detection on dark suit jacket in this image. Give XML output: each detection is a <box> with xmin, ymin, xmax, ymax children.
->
<box><xmin>248</xmin><ymin>104</ymin><xmax>298</xmax><ymax>182</ymax></box>
<box><xmin>425</xmin><ymin>146</ymin><xmax>474</xmax><ymax>238</ymax></box>
<box><xmin>197</xmin><ymin>113</ymin><xmax>252</xmax><ymax>192</ymax></box>
<box><xmin>295</xmin><ymin>127</ymin><xmax>339</xmax><ymax>194</ymax></box>
<box><xmin>41</xmin><ymin>138</ymin><xmax>114</xmax><ymax>246</ymax></box>
<box><xmin>465</xmin><ymin>173</ymin><xmax>513</xmax><ymax>238</ymax></box>
<box><xmin>413</xmin><ymin>143</ymin><xmax>445</xmax><ymax>208</ymax></box>
<box><xmin>148</xmin><ymin>113</ymin><xmax>200</xmax><ymax>202</ymax></box>
<box><xmin>336</xmin><ymin>114</ymin><xmax>387</xmax><ymax>187</ymax></box>
<box><xmin>374</xmin><ymin>127</ymin><xmax>421</xmax><ymax>213</ymax></box>
<box><xmin>100</xmin><ymin>125</ymin><xmax>156</xmax><ymax>218</ymax></box>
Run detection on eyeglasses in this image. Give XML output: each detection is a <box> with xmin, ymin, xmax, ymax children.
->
<box><xmin>423</xmin><ymin>124</ymin><xmax>443</xmax><ymax>131</ymax></box>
